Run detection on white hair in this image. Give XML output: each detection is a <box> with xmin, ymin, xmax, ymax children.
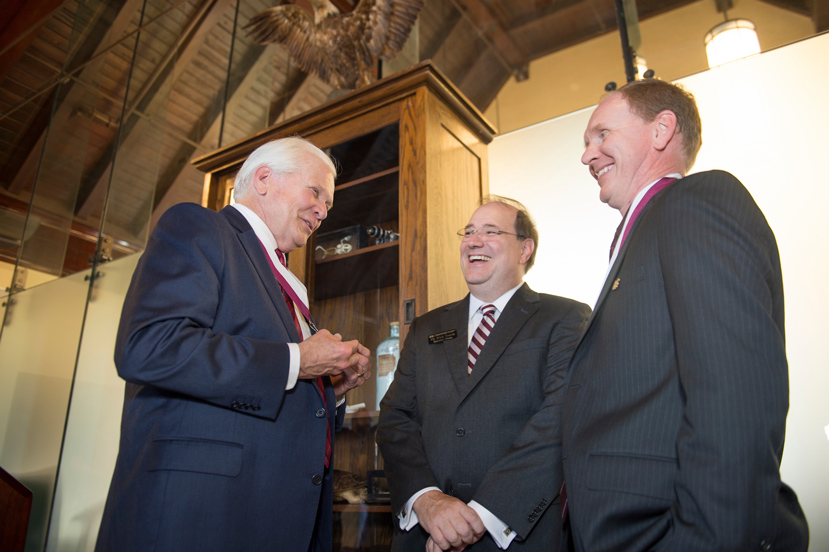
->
<box><xmin>233</xmin><ymin>136</ymin><xmax>337</xmax><ymax>199</ymax></box>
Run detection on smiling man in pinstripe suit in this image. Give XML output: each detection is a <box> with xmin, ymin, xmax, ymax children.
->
<box><xmin>561</xmin><ymin>79</ymin><xmax>808</xmax><ymax>552</ymax></box>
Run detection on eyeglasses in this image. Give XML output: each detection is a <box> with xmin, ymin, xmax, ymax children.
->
<box><xmin>456</xmin><ymin>227</ymin><xmax>525</xmax><ymax>240</ymax></box>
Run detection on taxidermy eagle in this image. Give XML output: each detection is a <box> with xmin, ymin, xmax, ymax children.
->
<box><xmin>244</xmin><ymin>0</ymin><xmax>424</xmax><ymax>90</ymax></box>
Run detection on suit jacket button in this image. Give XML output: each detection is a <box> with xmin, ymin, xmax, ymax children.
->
<box><xmin>316</xmin><ymin>408</ymin><xmax>326</xmax><ymax>418</ymax></box>
<box><xmin>312</xmin><ymin>474</ymin><xmax>323</xmax><ymax>485</ymax></box>
<box><xmin>230</xmin><ymin>401</ymin><xmax>239</xmax><ymax>408</ymax></box>
<box><xmin>456</xmin><ymin>428</ymin><xmax>465</xmax><ymax>437</ymax></box>
<box><xmin>253</xmin><ymin>405</ymin><xmax>261</xmax><ymax>411</ymax></box>
<box><xmin>760</xmin><ymin>540</ymin><xmax>771</xmax><ymax>551</ymax></box>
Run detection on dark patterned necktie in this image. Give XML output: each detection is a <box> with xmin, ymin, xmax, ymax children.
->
<box><xmin>468</xmin><ymin>304</ymin><xmax>496</xmax><ymax>374</ymax></box>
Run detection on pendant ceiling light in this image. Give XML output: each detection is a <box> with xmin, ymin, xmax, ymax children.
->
<box><xmin>705</xmin><ymin>17</ymin><xmax>761</xmax><ymax>68</ymax></box>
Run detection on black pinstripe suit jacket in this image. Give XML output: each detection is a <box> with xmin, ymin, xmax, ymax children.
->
<box><xmin>561</xmin><ymin>171</ymin><xmax>808</xmax><ymax>552</ymax></box>
<box><xmin>378</xmin><ymin>284</ymin><xmax>591</xmax><ymax>551</ymax></box>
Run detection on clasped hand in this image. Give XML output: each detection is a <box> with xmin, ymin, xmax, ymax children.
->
<box><xmin>414</xmin><ymin>490</ymin><xmax>485</xmax><ymax>552</ymax></box>
<box><xmin>297</xmin><ymin>329</ymin><xmax>371</xmax><ymax>397</ymax></box>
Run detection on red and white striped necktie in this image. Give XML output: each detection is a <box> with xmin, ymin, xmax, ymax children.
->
<box><xmin>272</xmin><ymin>248</ymin><xmax>331</xmax><ymax>467</ymax></box>
<box><xmin>468</xmin><ymin>304</ymin><xmax>496</xmax><ymax>374</ymax></box>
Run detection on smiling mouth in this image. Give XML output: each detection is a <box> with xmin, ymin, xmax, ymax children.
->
<box><xmin>468</xmin><ymin>255</ymin><xmax>491</xmax><ymax>263</ymax></box>
<box><xmin>595</xmin><ymin>165</ymin><xmax>613</xmax><ymax>178</ymax></box>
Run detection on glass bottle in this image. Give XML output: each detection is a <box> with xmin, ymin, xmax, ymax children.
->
<box><xmin>375</xmin><ymin>321</ymin><xmax>400</xmax><ymax>409</ymax></box>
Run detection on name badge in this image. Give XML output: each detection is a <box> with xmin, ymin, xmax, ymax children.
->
<box><xmin>428</xmin><ymin>330</ymin><xmax>457</xmax><ymax>344</ymax></box>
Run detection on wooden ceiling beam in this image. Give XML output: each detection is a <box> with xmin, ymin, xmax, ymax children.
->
<box><xmin>0</xmin><ymin>0</ymin><xmax>66</xmax><ymax>84</ymax></box>
<box><xmin>814</xmin><ymin>0</ymin><xmax>829</xmax><ymax>31</ymax></box>
<box><xmin>506</xmin><ymin>0</ymin><xmax>584</xmax><ymax>32</ymax></box>
<box><xmin>74</xmin><ymin>0</ymin><xmax>235</xmax><ymax>220</ymax></box>
<box><xmin>450</xmin><ymin>0</ymin><xmax>528</xmax><ymax>73</ymax></box>
<box><xmin>457</xmin><ymin>47</ymin><xmax>511</xmax><ymax>110</ymax></box>
<box><xmin>268</xmin><ymin>67</ymin><xmax>310</xmax><ymax>127</ymax></box>
<box><xmin>421</xmin><ymin>8</ymin><xmax>463</xmax><ymax>61</ymax></box>
<box><xmin>3</xmin><ymin>0</ymin><xmax>134</xmax><ymax>195</ymax></box>
<box><xmin>757</xmin><ymin>0</ymin><xmax>810</xmax><ymax>17</ymax></box>
<box><xmin>133</xmin><ymin>46</ymin><xmax>293</xmax><ymax>237</ymax></box>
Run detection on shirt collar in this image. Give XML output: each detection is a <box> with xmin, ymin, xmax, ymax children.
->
<box><xmin>231</xmin><ymin>203</ymin><xmax>309</xmax><ymax>309</ymax></box>
<box><xmin>609</xmin><ymin>172</ymin><xmax>682</xmax><ymax>268</ymax></box>
<box><xmin>469</xmin><ymin>281</ymin><xmax>524</xmax><ymax>320</ymax></box>
<box><xmin>626</xmin><ymin>173</ymin><xmax>682</xmax><ymax>221</ymax></box>
<box><xmin>232</xmin><ymin>203</ymin><xmax>280</xmax><ymax>252</ymax></box>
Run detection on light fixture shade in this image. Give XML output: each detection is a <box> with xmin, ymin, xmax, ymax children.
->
<box><xmin>705</xmin><ymin>19</ymin><xmax>761</xmax><ymax>68</ymax></box>
<box><xmin>635</xmin><ymin>56</ymin><xmax>649</xmax><ymax>79</ymax></box>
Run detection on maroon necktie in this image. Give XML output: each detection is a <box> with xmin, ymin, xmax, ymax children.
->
<box><xmin>468</xmin><ymin>304</ymin><xmax>496</xmax><ymax>374</ymax></box>
<box><xmin>268</xmin><ymin>246</ymin><xmax>332</xmax><ymax>468</ymax></box>
<box><xmin>610</xmin><ymin>177</ymin><xmax>677</xmax><ymax>260</ymax></box>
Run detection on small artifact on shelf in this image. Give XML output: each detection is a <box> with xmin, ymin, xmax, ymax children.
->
<box><xmin>315</xmin><ymin>225</ymin><xmax>366</xmax><ymax>260</ymax></box>
<box><xmin>333</xmin><ymin>469</ymin><xmax>367</xmax><ymax>504</ymax></box>
<box><xmin>366</xmin><ymin>225</ymin><xmax>399</xmax><ymax>245</ymax></box>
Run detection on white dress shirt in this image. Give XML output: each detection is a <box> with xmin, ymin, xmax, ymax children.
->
<box><xmin>232</xmin><ymin>203</ymin><xmax>305</xmax><ymax>390</ymax></box>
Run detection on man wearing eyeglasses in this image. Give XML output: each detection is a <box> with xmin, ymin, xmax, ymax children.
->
<box><xmin>377</xmin><ymin>196</ymin><xmax>591</xmax><ymax>552</ymax></box>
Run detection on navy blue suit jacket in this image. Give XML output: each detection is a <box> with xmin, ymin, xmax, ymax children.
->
<box><xmin>562</xmin><ymin>171</ymin><xmax>808</xmax><ymax>551</ymax></box>
<box><xmin>96</xmin><ymin>203</ymin><xmax>341</xmax><ymax>551</ymax></box>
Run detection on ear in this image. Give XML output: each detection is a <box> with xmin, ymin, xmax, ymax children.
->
<box><xmin>519</xmin><ymin>238</ymin><xmax>535</xmax><ymax>266</ymax></box>
<box><xmin>252</xmin><ymin>165</ymin><xmax>272</xmax><ymax>196</ymax></box>
<box><xmin>652</xmin><ymin>110</ymin><xmax>678</xmax><ymax>152</ymax></box>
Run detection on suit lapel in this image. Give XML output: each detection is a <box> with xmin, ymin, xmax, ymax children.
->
<box><xmin>441</xmin><ymin>296</ymin><xmax>473</xmax><ymax>392</ymax></box>
<box><xmin>573</xmin><ymin>194</ymin><xmax>663</xmax><ymax>354</ymax></box>
<box><xmin>575</xmin><ymin>250</ymin><xmax>624</xmax><ymax>351</ymax></box>
<box><xmin>221</xmin><ymin>207</ymin><xmax>302</xmax><ymax>343</ymax></box>
<box><xmin>456</xmin><ymin>284</ymin><xmax>539</xmax><ymax>402</ymax></box>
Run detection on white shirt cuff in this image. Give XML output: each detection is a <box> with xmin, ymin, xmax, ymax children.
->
<box><xmin>285</xmin><ymin>343</ymin><xmax>300</xmax><ymax>390</ymax></box>
<box><xmin>468</xmin><ymin>500</ymin><xmax>516</xmax><ymax>549</ymax></box>
<box><xmin>398</xmin><ymin>487</ymin><xmax>441</xmax><ymax>530</ymax></box>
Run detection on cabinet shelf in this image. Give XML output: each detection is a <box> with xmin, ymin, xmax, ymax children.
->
<box><xmin>314</xmin><ymin>242</ymin><xmax>399</xmax><ymax>302</ymax></box>
<box><xmin>323</xmin><ymin>167</ymin><xmax>399</xmax><ymax>231</ymax></box>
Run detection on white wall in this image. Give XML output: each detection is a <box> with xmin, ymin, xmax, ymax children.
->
<box><xmin>483</xmin><ymin>0</ymin><xmax>814</xmax><ymax>133</ymax></box>
<box><xmin>490</xmin><ymin>33</ymin><xmax>829</xmax><ymax>550</ymax></box>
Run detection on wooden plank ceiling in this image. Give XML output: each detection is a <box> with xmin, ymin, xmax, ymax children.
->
<box><xmin>0</xmin><ymin>0</ymin><xmax>825</xmax><ymax>276</ymax></box>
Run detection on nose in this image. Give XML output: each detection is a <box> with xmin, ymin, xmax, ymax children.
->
<box><xmin>314</xmin><ymin>200</ymin><xmax>328</xmax><ymax>220</ymax></box>
<box><xmin>581</xmin><ymin>142</ymin><xmax>597</xmax><ymax>167</ymax></box>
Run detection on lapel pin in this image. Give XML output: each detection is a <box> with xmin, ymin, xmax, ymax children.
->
<box><xmin>611</xmin><ymin>278</ymin><xmax>620</xmax><ymax>291</ymax></box>
<box><xmin>428</xmin><ymin>329</ymin><xmax>457</xmax><ymax>344</ymax></box>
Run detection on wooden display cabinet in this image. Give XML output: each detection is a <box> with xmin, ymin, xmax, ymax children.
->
<box><xmin>193</xmin><ymin>61</ymin><xmax>495</xmax><ymax>551</ymax></box>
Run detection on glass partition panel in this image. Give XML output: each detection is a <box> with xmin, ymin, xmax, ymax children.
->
<box><xmin>46</xmin><ymin>254</ymin><xmax>139</xmax><ymax>552</ymax></box>
<box><xmin>0</xmin><ymin>268</ymin><xmax>89</xmax><ymax>552</ymax></box>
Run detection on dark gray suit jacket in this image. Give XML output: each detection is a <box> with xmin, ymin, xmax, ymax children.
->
<box><xmin>562</xmin><ymin>171</ymin><xmax>808</xmax><ymax>551</ymax></box>
<box><xmin>377</xmin><ymin>283</ymin><xmax>590</xmax><ymax>551</ymax></box>
<box><xmin>96</xmin><ymin>203</ymin><xmax>341</xmax><ymax>552</ymax></box>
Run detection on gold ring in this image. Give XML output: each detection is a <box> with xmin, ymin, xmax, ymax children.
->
<box><xmin>357</xmin><ymin>370</ymin><xmax>365</xmax><ymax>377</ymax></box>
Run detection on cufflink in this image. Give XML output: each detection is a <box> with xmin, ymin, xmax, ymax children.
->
<box><xmin>503</xmin><ymin>527</ymin><xmax>512</xmax><ymax>537</ymax></box>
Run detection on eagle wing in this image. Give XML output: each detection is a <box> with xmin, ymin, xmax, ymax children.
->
<box><xmin>355</xmin><ymin>0</ymin><xmax>424</xmax><ymax>59</ymax></box>
<box><xmin>243</xmin><ymin>6</ymin><xmax>331</xmax><ymax>82</ymax></box>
